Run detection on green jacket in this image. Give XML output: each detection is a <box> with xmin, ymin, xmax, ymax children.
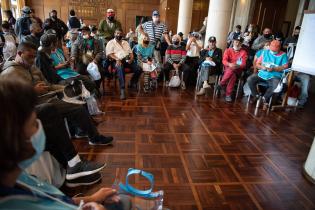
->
<box><xmin>98</xmin><ymin>19</ymin><xmax>122</xmax><ymax>40</ymax></box>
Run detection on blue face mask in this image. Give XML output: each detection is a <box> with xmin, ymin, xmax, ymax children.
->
<box><xmin>19</xmin><ymin>119</ymin><xmax>46</xmax><ymax>170</ymax></box>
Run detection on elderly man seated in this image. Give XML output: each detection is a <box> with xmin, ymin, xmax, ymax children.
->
<box><xmin>247</xmin><ymin>40</ymin><xmax>289</xmax><ymax>106</ymax></box>
<box><xmin>216</xmin><ymin>35</ymin><xmax>248</xmax><ymax>102</ymax></box>
<box><xmin>106</xmin><ymin>28</ymin><xmax>142</xmax><ymax>100</ymax></box>
<box><xmin>162</xmin><ymin>34</ymin><xmax>190</xmax><ymax>89</ymax></box>
<box><xmin>196</xmin><ymin>36</ymin><xmax>222</xmax><ymax>95</ymax></box>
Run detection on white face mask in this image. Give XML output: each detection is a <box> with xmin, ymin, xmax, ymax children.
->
<box><xmin>248</xmin><ymin>27</ymin><xmax>253</xmax><ymax>32</ymax></box>
<box><xmin>19</xmin><ymin>119</ymin><xmax>46</xmax><ymax>170</ymax></box>
<box><xmin>203</xmin><ymin>20</ymin><xmax>206</xmax><ymax>26</ymax></box>
<box><xmin>233</xmin><ymin>46</ymin><xmax>241</xmax><ymax>51</ymax></box>
<box><xmin>83</xmin><ymin>35</ymin><xmax>89</xmax><ymax>39</ymax></box>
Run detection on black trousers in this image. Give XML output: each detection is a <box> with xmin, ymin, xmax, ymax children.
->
<box><xmin>36</xmin><ymin>99</ymin><xmax>99</xmax><ymax>167</ymax></box>
<box><xmin>36</xmin><ymin>103</ymin><xmax>77</xmax><ymax>168</ymax></box>
<box><xmin>185</xmin><ymin>56</ymin><xmax>199</xmax><ymax>86</ymax></box>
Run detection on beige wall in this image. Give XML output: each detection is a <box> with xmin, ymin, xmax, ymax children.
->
<box><xmin>283</xmin><ymin>0</ymin><xmax>300</xmax><ymax>36</ymax></box>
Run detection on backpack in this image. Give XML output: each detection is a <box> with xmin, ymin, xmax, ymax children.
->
<box><xmin>20</xmin><ymin>17</ymin><xmax>32</xmax><ymax>36</ymax></box>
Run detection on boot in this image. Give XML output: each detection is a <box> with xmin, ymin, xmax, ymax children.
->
<box><xmin>196</xmin><ymin>88</ymin><xmax>205</xmax><ymax>96</ymax></box>
<box><xmin>120</xmin><ymin>89</ymin><xmax>126</xmax><ymax>100</ymax></box>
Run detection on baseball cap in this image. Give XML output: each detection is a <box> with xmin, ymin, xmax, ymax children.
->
<box><xmin>152</xmin><ymin>10</ymin><xmax>160</xmax><ymax>16</ymax></box>
<box><xmin>22</xmin><ymin>6</ymin><xmax>32</xmax><ymax>14</ymax></box>
<box><xmin>233</xmin><ymin>35</ymin><xmax>244</xmax><ymax>42</ymax></box>
<box><xmin>208</xmin><ymin>36</ymin><xmax>216</xmax><ymax>42</ymax></box>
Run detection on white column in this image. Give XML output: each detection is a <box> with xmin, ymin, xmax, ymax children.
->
<box><xmin>176</xmin><ymin>0</ymin><xmax>193</xmax><ymax>35</ymax></box>
<box><xmin>233</xmin><ymin>0</ymin><xmax>252</xmax><ymax>31</ymax></box>
<box><xmin>204</xmin><ymin>0</ymin><xmax>234</xmax><ymax>49</ymax></box>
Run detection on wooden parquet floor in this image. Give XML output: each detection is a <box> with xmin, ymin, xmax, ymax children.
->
<box><xmin>66</xmin><ymin>84</ymin><xmax>315</xmax><ymax>210</ymax></box>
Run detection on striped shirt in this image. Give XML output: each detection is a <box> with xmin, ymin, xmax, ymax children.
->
<box><xmin>165</xmin><ymin>45</ymin><xmax>187</xmax><ymax>64</ymax></box>
<box><xmin>142</xmin><ymin>21</ymin><xmax>168</xmax><ymax>44</ymax></box>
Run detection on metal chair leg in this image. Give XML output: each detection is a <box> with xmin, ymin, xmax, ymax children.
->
<box><xmin>236</xmin><ymin>78</ymin><xmax>242</xmax><ymax>99</ymax></box>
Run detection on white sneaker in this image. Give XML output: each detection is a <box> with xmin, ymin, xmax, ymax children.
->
<box><xmin>165</xmin><ymin>81</ymin><xmax>169</xmax><ymax>87</ymax></box>
<box><xmin>203</xmin><ymin>82</ymin><xmax>211</xmax><ymax>89</ymax></box>
<box><xmin>196</xmin><ymin>88</ymin><xmax>205</xmax><ymax>95</ymax></box>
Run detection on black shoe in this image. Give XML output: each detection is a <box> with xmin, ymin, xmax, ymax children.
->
<box><xmin>66</xmin><ymin>172</ymin><xmax>102</xmax><ymax>188</ymax></box>
<box><xmin>66</xmin><ymin>160</ymin><xmax>106</xmax><ymax>180</ymax></box>
<box><xmin>73</xmin><ymin>127</ymin><xmax>88</xmax><ymax>139</ymax></box>
<box><xmin>89</xmin><ymin>135</ymin><xmax>114</xmax><ymax>145</ymax></box>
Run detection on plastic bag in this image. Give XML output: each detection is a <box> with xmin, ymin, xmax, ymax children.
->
<box><xmin>86</xmin><ymin>96</ymin><xmax>103</xmax><ymax>115</ymax></box>
<box><xmin>169</xmin><ymin>70</ymin><xmax>181</xmax><ymax>87</ymax></box>
<box><xmin>87</xmin><ymin>62</ymin><xmax>101</xmax><ymax>81</ymax></box>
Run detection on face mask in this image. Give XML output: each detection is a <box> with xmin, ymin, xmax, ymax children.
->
<box><xmin>91</xmin><ymin>33</ymin><xmax>95</xmax><ymax>37</ymax></box>
<box><xmin>83</xmin><ymin>34</ymin><xmax>89</xmax><ymax>39</ymax></box>
<box><xmin>233</xmin><ymin>46</ymin><xmax>241</xmax><ymax>51</ymax></box>
<box><xmin>19</xmin><ymin>119</ymin><xmax>46</xmax><ymax>170</ymax></box>
<box><xmin>248</xmin><ymin>28</ymin><xmax>253</xmax><ymax>32</ymax></box>
<box><xmin>264</xmin><ymin>34</ymin><xmax>271</xmax><ymax>39</ymax></box>
<box><xmin>293</xmin><ymin>34</ymin><xmax>299</xmax><ymax>39</ymax></box>
<box><xmin>51</xmin><ymin>15</ymin><xmax>57</xmax><ymax>20</ymax></box>
<box><xmin>108</xmin><ymin>16</ymin><xmax>115</xmax><ymax>21</ymax></box>
<box><xmin>203</xmin><ymin>20</ymin><xmax>206</xmax><ymax>26</ymax></box>
<box><xmin>264</xmin><ymin>45</ymin><xmax>270</xmax><ymax>50</ymax></box>
<box><xmin>270</xmin><ymin>50</ymin><xmax>278</xmax><ymax>55</ymax></box>
<box><xmin>172</xmin><ymin>41</ymin><xmax>179</xmax><ymax>45</ymax></box>
<box><xmin>115</xmin><ymin>35</ymin><xmax>123</xmax><ymax>41</ymax></box>
<box><xmin>143</xmin><ymin>40</ymin><xmax>149</xmax><ymax>45</ymax></box>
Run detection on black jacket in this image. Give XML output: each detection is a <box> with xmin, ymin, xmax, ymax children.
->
<box><xmin>44</xmin><ymin>18</ymin><xmax>68</xmax><ymax>40</ymax></box>
<box><xmin>199</xmin><ymin>47</ymin><xmax>223</xmax><ymax>73</ymax></box>
<box><xmin>68</xmin><ymin>16</ymin><xmax>81</xmax><ymax>29</ymax></box>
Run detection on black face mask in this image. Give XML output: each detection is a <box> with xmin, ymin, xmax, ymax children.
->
<box><xmin>264</xmin><ymin>33</ymin><xmax>272</xmax><ymax>39</ymax></box>
<box><xmin>35</xmin><ymin>32</ymin><xmax>43</xmax><ymax>37</ymax></box>
<box><xmin>108</xmin><ymin>16</ymin><xmax>115</xmax><ymax>21</ymax></box>
<box><xmin>51</xmin><ymin>15</ymin><xmax>57</xmax><ymax>20</ymax></box>
<box><xmin>115</xmin><ymin>35</ymin><xmax>123</xmax><ymax>41</ymax></box>
<box><xmin>172</xmin><ymin>41</ymin><xmax>179</xmax><ymax>45</ymax></box>
<box><xmin>293</xmin><ymin>34</ymin><xmax>299</xmax><ymax>39</ymax></box>
<box><xmin>143</xmin><ymin>41</ymin><xmax>149</xmax><ymax>45</ymax></box>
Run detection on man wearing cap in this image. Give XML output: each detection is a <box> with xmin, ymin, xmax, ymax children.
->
<box><xmin>44</xmin><ymin>10</ymin><xmax>68</xmax><ymax>43</ymax></box>
<box><xmin>139</xmin><ymin>10</ymin><xmax>171</xmax><ymax>64</ymax></box>
<box><xmin>98</xmin><ymin>9</ymin><xmax>122</xmax><ymax>46</ymax></box>
<box><xmin>247</xmin><ymin>40</ymin><xmax>288</xmax><ymax>105</ymax></box>
<box><xmin>71</xmin><ymin>26</ymin><xmax>102</xmax><ymax>76</ymax></box>
<box><xmin>197</xmin><ymin>36</ymin><xmax>222</xmax><ymax>95</ymax></box>
<box><xmin>217</xmin><ymin>36</ymin><xmax>248</xmax><ymax>102</ymax></box>
<box><xmin>15</xmin><ymin>6</ymin><xmax>33</xmax><ymax>42</ymax></box>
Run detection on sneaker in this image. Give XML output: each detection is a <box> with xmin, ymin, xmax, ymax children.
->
<box><xmin>181</xmin><ymin>81</ymin><xmax>186</xmax><ymax>90</ymax></box>
<box><xmin>66</xmin><ymin>172</ymin><xmax>102</xmax><ymax>188</ymax></box>
<box><xmin>165</xmin><ymin>81</ymin><xmax>169</xmax><ymax>87</ymax></box>
<box><xmin>73</xmin><ymin>128</ymin><xmax>88</xmax><ymax>139</ymax></box>
<box><xmin>202</xmin><ymin>82</ymin><xmax>211</xmax><ymax>89</ymax></box>
<box><xmin>120</xmin><ymin>89</ymin><xmax>126</xmax><ymax>100</ymax></box>
<box><xmin>196</xmin><ymin>88</ymin><xmax>205</xmax><ymax>96</ymax></box>
<box><xmin>89</xmin><ymin>135</ymin><xmax>114</xmax><ymax>145</ymax></box>
<box><xmin>66</xmin><ymin>160</ymin><xmax>106</xmax><ymax>180</ymax></box>
<box><xmin>225</xmin><ymin>95</ymin><xmax>232</xmax><ymax>102</ymax></box>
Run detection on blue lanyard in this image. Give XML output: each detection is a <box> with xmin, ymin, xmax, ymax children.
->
<box><xmin>118</xmin><ymin>168</ymin><xmax>163</xmax><ymax>199</ymax></box>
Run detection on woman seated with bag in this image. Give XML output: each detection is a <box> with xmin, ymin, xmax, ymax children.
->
<box><xmin>0</xmin><ymin>77</ymin><xmax>132</xmax><ymax>210</ymax></box>
<box><xmin>136</xmin><ymin>34</ymin><xmax>158</xmax><ymax>92</ymax></box>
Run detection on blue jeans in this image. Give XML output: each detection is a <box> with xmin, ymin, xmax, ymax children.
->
<box><xmin>295</xmin><ymin>73</ymin><xmax>310</xmax><ymax>106</ymax></box>
<box><xmin>115</xmin><ymin>61</ymin><xmax>142</xmax><ymax>89</ymax></box>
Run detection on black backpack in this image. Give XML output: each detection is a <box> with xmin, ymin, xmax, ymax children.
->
<box><xmin>20</xmin><ymin>17</ymin><xmax>32</xmax><ymax>36</ymax></box>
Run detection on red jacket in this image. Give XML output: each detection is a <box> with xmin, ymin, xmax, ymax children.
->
<box><xmin>222</xmin><ymin>47</ymin><xmax>248</xmax><ymax>70</ymax></box>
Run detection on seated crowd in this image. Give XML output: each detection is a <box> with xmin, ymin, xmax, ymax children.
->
<box><xmin>0</xmin><ymin>5</ymin><xmax>311</xmax><ymax>210</ymax></box>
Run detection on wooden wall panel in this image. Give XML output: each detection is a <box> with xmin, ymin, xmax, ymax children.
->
<box><xmin>27</xmin><ymin>0</ymin><xmax>208</xmax><ymax>35</ymax></box>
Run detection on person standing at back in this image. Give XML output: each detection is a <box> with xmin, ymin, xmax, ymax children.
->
<box><xmin>67</xmin><ymin>9</ymin><xmax>81</xmax><ymax>30</ymax></box>
<box><xmin>44</xmin><ymin>10</ymin><xmax>68</xmax><ymax>47</ymax></box>
<box><xmin>98</xmin><ymin>8</ymin><xmax>122</xmax><ymax>47</ymax></box>
<box><xmin>15</xmin><ymin>6</ymin><xmax>33</xmax><ymax>42</ymax></box>
<box><xmin>139</xmin><ymin>10</ymin><xmax>171</xmax><ymax>65</ymax></box>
